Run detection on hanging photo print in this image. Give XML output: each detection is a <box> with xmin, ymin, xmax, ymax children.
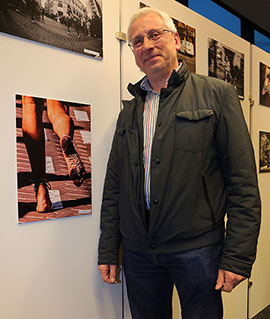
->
<box><xmin>259</xmin><ymin>131</ymin><xmax>270</xmax><ymax>172</ymax></box>
<box><xmin>259</xmin><ymin>62</ymin><xmax>270</xmax><ymax>107</ymax></box>
<box><xmin>208</xmin><ymin>38</ymin><xmax>244</xmax><ymax>99</ymax></box>
<box><xmin>0</xmin><ymin>0</ymin><xmax>103</xmax><ymax>59</ymax></box>
<box><xmin>16</xmin><ymin>94</ymin><xmax>92</xmax><ymax>223</ymax></box>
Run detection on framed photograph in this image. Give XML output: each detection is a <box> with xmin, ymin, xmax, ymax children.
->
<box><xmin>173</xmin><ymin>18</ymin><xmax>196</xmax><ymax>73</ymax></box>
<box><xmin>140</xmin><ymin>2</ymin><xmax>196</xmax><ymax>73</ymax></box>
<box><xmin>0</xmin><ymin>0</ymin><xmax>103</xmax><ymax>59</ymax></box>
<box><xmin>208</xmin><ymin>38</ymin><xmax>244</xmax><ymax>99</ymax></box>
<box><xmin>16</xmin><ymin>94</ymin><xmax>91</xmax><ymax>223</ymax></box>
<box><xmin>259</xmin><ymin>62</ymin><xmax>270</xmax><ymax>107</ymax></box>
<box><xmin>259</xmin><ymin>131</ymin><xmax>270</xmax><ymax>172</ymax></box>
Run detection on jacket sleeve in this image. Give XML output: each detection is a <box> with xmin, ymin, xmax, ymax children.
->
<box><xmin>97</xmin><ymin>112</ymin><xmax>124</xmax><ymax>265</ymax></box>
<box><xmin>215</xmin><ymin>84</ymin><xmax>261</xmax><ymax>278</ymax></box>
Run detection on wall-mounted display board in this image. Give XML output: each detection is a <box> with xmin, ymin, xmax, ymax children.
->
<box><xmin>120</xmin><ymin>0</ymin><xmax>251</xmax><ymax>318</ymax></box>
<box><xmin>0</xmin><ymin>0</ymin><xmax>103</xmax><ymax>59</ymax></box>
<box><xmin>259</xmin><ymin>131</ymin><xmax>270</xmax><ymax>172</ymax></box>
<box><xmin>208</xmin><ymin>37</ymin><xmax>244</xmax><ymax>99</ymax></box>
<box><xmin>249</xmin><ymin>44</ymin><xmax>270</xmax><ymax>319</ymax></box>
<box><xmin>259</xmin><ymin>62</ymin><xmax>270</xmax><ymax>107</ymax></box>
<box><xmin>15</xmin><ymin>94</ymin><xmax>91</xmax><ymax>224</ymax></box>
<box><xmin>0</xmin><ymin>0</ymin><xmax>123</xmax><ymax>318</ymax></box>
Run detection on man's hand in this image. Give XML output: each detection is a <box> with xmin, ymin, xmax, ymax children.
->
<box><xmin>215</xmin><ymin>269</ymin><xmax>246</xmax><ymax>292</ymax></box>
<box><xmin>98</xmin><ymin>264</ymin><xmax>118</xmax><ymax>284</ymax></box>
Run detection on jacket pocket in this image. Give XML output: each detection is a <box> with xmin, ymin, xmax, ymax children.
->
<box><xmin>174</xmin><ymin>109</ymin><xmax>215</xmax><ymax>152</ymax></box>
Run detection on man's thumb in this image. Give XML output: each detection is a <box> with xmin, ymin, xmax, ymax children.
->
<box><xmin>110</xmin><ymin>265</ymin><xmax>117</xmax><ymax>283</ymax></box>
<box><xmin>215</xmin><ymin>269</ymin><xmax>225</xmax><ymax>290</ymax></box>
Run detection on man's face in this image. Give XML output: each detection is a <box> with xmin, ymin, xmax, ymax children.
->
<box><xmin>129</xmin><ymin>13</ymin><xmax>180</xmax><ymax>78</ymax></box>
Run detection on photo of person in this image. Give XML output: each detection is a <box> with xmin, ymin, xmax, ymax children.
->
<box><xmin>259</xmin><ymin>62</ymin><xmax>270</xmax><ymax>107</ymax></box>
<box><xmin>16</xmin><ymin>94</ymin><xmax>91</xmax><ymax>223</ymax></box>
<box><xmin>0</xmin><ymin>0</ymin><xmax>102</xmax><ymax>59</ymax></box>
<box><xmin>259</xmin><ymin>131</ymin><xmax>270</xmax><ymax>172</ymax></box>
<box><xmin>208</xmin><ymin>38</ymin><xmax>244</xmax><ymax>99</ymax></box>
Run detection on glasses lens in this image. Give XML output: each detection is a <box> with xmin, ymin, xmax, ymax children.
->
<box><xmin>148</xmin><ymin>29</ymin><xmax>163</xmax><ymax>41</ymax></box>
<box><xmin>129</xmin><ymin>36</ymin><xmax>143</xmax><ymax>49</ymax></box>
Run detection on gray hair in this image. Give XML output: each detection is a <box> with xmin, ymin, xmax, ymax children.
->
<box><xmin>127</xmin><ymin>7</ymin><xmax>177</xmax><ymax>40</ymax></box>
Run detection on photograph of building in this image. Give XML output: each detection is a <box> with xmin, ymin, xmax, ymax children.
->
<box><xmin>0</xmin><ymin>0</ymin><xmax>103</xmax><ymax>58</ymax></box>
<box><xmin>208</xmin><ymin>37</ymin><xmax>244</xmax><ymax>99</ymax></box>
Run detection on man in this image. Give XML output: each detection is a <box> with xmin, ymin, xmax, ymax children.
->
<box><xmin>98</xmin><ymin>7</ymin><xmax>261</xmax><ymax>319</ymax></box>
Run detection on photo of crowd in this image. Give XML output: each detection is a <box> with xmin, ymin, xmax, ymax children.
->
<box><xmin>208</xmin><ymin>38</ymin><xmax>244</xmax><ymax>99</ymax></box>
<box><xmin>0</xmin><ymin>0</ymin><xmax>102</xmax><ymax>58</ymax></box>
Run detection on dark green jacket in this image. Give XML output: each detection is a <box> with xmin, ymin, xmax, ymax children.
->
<box><xmin>98</xmin><ymin>61</ymin><xmax>261</xmax><ymax>278</ymax></box>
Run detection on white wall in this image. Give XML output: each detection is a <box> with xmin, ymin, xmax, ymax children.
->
<box><xmin>0</xmin><ymin>1</ymin><xmax>123</xmax><ymax>318</ymax></box>
<box><xmin>249</xmin><ymin>45</ymin><xmax>270</xmax><ymax>318</ymax></box>
<box><xmin>0</xmin><ymin>0</ymin><xmax>269</xmax><ymax>318</ymax></box>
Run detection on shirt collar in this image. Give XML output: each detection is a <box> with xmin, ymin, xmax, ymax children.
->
<box><xmin>140</xmin><ymin>62</ymin><xmax>182</xmax><ymax>93</ymax></box>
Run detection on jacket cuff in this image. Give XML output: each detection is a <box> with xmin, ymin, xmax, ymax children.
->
<box><xmin>219</xmin><ymin>256</ymin><xmax>252</xmax><ymax>278</ymax></box>
<box><xmin>98</xmin><ymin>251</ymin><xmax>119</xmax><ymax>265</ymax></box>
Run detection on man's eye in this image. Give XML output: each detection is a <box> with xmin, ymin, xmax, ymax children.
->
<box><xmin>133</xmin><ymin>37</ymin><xmax>143</xmax><ymax>47</ymax></box>
<box><xmin>149</xmin><ymin>31</ymin><xmax>161</xmax><ymax>40</ymax></box>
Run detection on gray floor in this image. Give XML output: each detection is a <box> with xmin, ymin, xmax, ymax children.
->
<box><xmin>253</xmin><ymin>305</ymin><xmax>270</xmax><ymax>319</ymax></box>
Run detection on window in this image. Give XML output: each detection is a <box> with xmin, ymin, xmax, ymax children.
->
<box><xmin>254</xmin><ymin>30</ymin><xmax>270</xmax><ymax>54</ymax></box>
<box><xmin>188</xmin><ymin>0</ymin><xmax>241</xmax><ymax>37</ymax></box>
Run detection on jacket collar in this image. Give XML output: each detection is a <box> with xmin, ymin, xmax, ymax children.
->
<box><xmin>127</xmin><ymin>59</ymin><xmax>190</xmax><ymax>99</ymax></box>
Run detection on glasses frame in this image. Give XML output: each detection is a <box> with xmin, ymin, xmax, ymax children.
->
<box><xmin>128</xmin><ymin>28</ymin><xmax>174</xmax><ymax>51</ymax></box>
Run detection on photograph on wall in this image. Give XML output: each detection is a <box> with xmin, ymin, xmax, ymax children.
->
<box><xmin>139</xmin><ymin>2</ymin><xmax>196</xmax><ymax>73</ymax></box>
<box><xmin>0</xmin><ymin>0</ymin><xmax>102</xmax><ymax>59</ymax></box>
<box><xmin>208</xmin><ymin>38</ymin><xmax>244</xmax><ymax>99</ymax></box>
<box><xmin>16</xmin><ymin>94</ymin><xmax>91</xmax><ymax>223</ymax></box>
<box><xmin>259</xmin><ymin>131</ymin><xmax>270</xmax><ymax>172</ymax></box>
<box><xmin>259</xmin><ymin>62</ymin><xmax>270</xmax><ymax>107</ymax></box>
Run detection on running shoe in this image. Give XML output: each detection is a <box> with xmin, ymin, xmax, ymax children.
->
<box><xmin>60</xmin><ymin>135</ymin><xmax>86</xmax><ymax>187</ymax></box>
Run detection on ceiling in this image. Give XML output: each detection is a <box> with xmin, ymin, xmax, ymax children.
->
<box><xmin>218</xmin><ymin>0</ymin><xmax>270</xmax><ymax>34</ymax></box>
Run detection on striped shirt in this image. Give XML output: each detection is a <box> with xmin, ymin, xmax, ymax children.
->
<box><xmin>141</xmin><ymin>64</ymin><xmax>182</xmax><ymax>210</ymax></box>
<box><xmin>141</xmin><ymin>78</ymin><xmax>160</xmax><ymax>210</ymax></box>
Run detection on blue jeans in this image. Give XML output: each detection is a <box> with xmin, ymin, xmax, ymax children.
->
<box><xmin>123</xmin><ymin>243</ymin><xmax>223</xmax><ymax>319</ymax></box>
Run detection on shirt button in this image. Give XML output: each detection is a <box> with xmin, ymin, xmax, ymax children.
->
<box><xmin>154</xmin><ymin>158</ymin><xmax>160</xmax><ymax>165</ymax></box>
<box><xmin>151</xmin><ymin>244</ymin><xmax>156</xmax><ymax>249</ymax></box>
<box><xmin>153</xmin><ymin>199</ymin><xmax>159</xmax><ymax>205</ymax></box>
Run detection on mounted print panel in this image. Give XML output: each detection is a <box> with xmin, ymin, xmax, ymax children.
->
<box><xmin>208</xmin><ymin>37</ymin><xmax>244</xmax><ymax>99</ymax></box>
<box><xmin>0</xmin><ymin>0</ymin><xmax>103</xmax><ymax>59</ymax></box>
<box><xmin>16</xmin><ymin>94</ymin><xmax>91</xmax><ymax>223</ymax></box>
<box><xmin>259</xmin><ymin>130</ymin><xmax>270</xmax><ymax>172</ymax></box>
<box><xmin>259</xmin><ymin>62</ymin><xmax>270</xmax><ymax>107</ymax></box>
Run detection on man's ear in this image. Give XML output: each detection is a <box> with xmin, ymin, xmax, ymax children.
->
<box><xmin>174</xmin><ymin>32</ymin><xmax>181</xmax><ymax>51</ymax></box>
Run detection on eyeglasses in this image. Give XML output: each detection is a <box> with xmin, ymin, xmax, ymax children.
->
<box><xmin>128</xmin><ymin>28</ymin><xmax>174</xmax><ymax>51</ymax></box>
